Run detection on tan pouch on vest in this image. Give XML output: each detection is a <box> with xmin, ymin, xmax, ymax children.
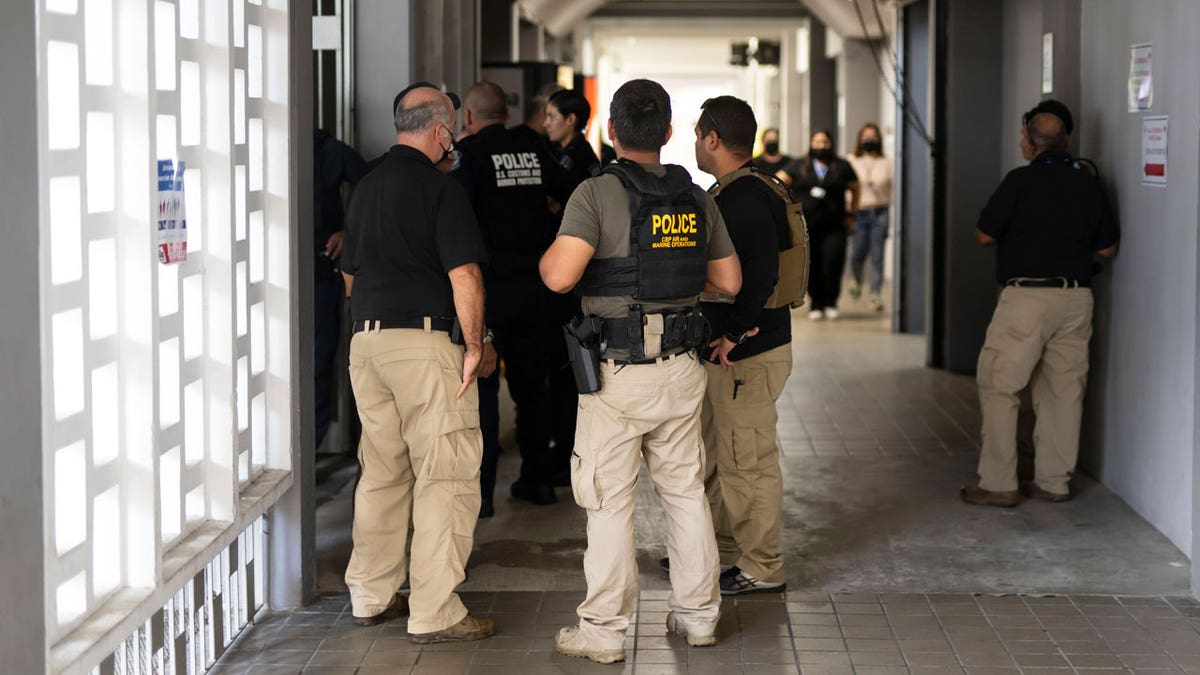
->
<box><xmin>705</xmin><ymin>167</ymin><xmax>810</xmax><ymax>309</ymax></box>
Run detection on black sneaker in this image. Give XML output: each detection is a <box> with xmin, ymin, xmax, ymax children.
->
<box><xmin>511</xmin><ymin>480</ymin><xmax>557</xmax><ymax>506</ymax></box>
<box><xmin>659</xmin><ymin>557</ymin><xmax>670</xmax><ymax>575</ymax></box>
<box><xmin>719</xmin><ymin>566</ymin><xmax>785</xmax><ymax>595</ymax></box>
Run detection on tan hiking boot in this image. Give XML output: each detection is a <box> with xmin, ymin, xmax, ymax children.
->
<box><xmin>666</xmin><ymin>611</ymin><xmax>718</xmax><ymax>647</ymax></box>
<box><xmin>960</xmin><ymin>484</ymin><xmax>1020</xmax><ymax>507</ymax></box>
<box><xmin>554</xmin><ymin>626</ymin><xmax>626</xmax><ymax>664</ymax></box>
<box><xmin>409</xmin><ymin>614</ymin><xmax>495</xmax><ymax>644</ymax></box>
<box><xmin>1020</xmin><ymin>482</ymin><xmax>1071</xmax><ymax>502</ymax></box>
<box><xmin>352</xmin><ymin>595</ymin><xmax>409</xmax><ymax>627</ymax></box>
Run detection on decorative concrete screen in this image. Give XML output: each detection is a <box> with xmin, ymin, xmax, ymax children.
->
<box><xmin>37</xmin><ymin>0</ymin><xmax>293</xmax><ymax>672</ymax></box>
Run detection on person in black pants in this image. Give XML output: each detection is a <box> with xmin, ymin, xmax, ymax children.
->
<box><xmin>451</xmin><ymin>81</ymin><xmax>575</xmax><ymax>516</ymax></box>
<box><xmin>312</xmin><ymin>129</ymin><xmax>368</xmax><ymax>448</ymax></box>
<box><xmin>777</xmin><ymin>130</ymin><xmax>859</xmax><ymax>320</ymax></box>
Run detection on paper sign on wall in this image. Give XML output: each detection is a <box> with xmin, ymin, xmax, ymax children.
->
<box><xmin>1041</xmin><ymin>33</ymin><xmax>1054</xmax><ymax>94</ymax></box>
<box><xmin>157</xmin><ymin>159</ymin><xmax>188</xmax><ymax>264</ymax></box>
<box><xmin>1141</xmin><ymin>115</ymin><xmax>1168</xmax><ymax>186</ymax></box>
<box><xmin>1128</xmin><ymin>43</ymin><xmax>1153</xmax><ymax>112</ymax></box>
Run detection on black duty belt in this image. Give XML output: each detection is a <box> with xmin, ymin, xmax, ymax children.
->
<box><xmin>1005</xmin><ymin>277</ymin><xmax>1090</xmax><ymax>289</ymax></box>
<box><xmin>352</xmin><ymin>317</ymin><xmax>454</xmax><ymax>334</ymax></box>
<box><xmin>601</xmin><ymin>311</ymin><xmax>704</xmax><ymax>352</ymax></box>
<box><xmin>604</xmin><ymin>350</ymin><xmax>691</xmax><ymax>367</ymax></box>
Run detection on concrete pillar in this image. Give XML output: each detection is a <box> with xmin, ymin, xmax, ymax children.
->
<box><xmin>839</xmin><ymin>38</ymin><xmax>884</xmax><ymax>155</ymax></box>
<box><xmin>808</xmin><ymin>17</ymin><xmax>838</xmax><ymax>147</ymax></box>
<box><xmin>937</xmin><ymin>0</ymin><xmax>1005</xmax><ymax>373</ymax></box>
<box><xmin>270</xmin><ymin>0</ymin><xmax>317</xmax><ymax>611</ymax></box>
<box><xmin>0</xmin><ymin>0</ymin><xmax>46</xmax><ymax>670</ymax></box>
<box><xmin>480</xmin><ymin>0</ymin><xmax>515</xmax><ymax>62</ymax></box>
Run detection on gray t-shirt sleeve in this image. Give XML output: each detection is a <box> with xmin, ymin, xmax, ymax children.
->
<box><xmin>557</xmin><ymin>178</ymin><xmax>602</xmax><ymax>248</ymax></box>
<box><xmin>698</xmin><ymin>190</ymin><xmax>736</xmax><ymax>260</ymax></box>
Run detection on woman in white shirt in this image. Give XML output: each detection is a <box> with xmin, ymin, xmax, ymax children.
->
<box><xmin>846</xmin><ymin>124</ymin><xmax>893</xmax><ymax>312</ymax></box>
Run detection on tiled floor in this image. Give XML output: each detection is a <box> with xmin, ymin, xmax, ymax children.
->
<box><xmin>220</xmin><ymin>311</ymin><xmax>1197</xmax><ymax>674</ymax></box>
<box><xmin>212</xmin><ymin>590</ymin><xmax>1200</xmax><ymax>674</ymax></box>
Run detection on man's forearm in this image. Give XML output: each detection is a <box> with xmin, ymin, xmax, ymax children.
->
<box><xmin>448</xmin><ymin>263</ymin><xmax>485</xmax><ymax>350</ymax></box>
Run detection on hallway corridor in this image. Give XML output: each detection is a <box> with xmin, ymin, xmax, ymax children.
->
<box><xmin>215</xmin><ymin>314</ymin><xmax>1196</xmax><ymax>674</ymax></box>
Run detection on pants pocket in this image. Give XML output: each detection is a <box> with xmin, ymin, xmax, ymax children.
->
<box><xmin>570</xmin><ymin>449</ymin><xmax>602</xmax><ymax>510</ymax></box>
<box><xmin>424</xmin><ymin>410</ymin><xmax>482</xmax><ymax>481</ymax></box>
<box><xmin>732</xmin><ymin>427</ymin><xmax>760</xmax><ymax>471</ymax></box>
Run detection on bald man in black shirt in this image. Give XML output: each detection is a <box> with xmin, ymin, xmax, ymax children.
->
<box><xmin>962</xmin><ymin>107</ymin><xmax>1119</xmax><ymax>507</ymax></box>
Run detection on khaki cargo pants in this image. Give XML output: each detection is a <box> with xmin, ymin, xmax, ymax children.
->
<box><xmin>571</xmin><ymin>353</ymin><xmax>721</xmax><ymax>649</ymax></box>
<box><xmin>702</xmin><ymin>343</ymin><xmax>793</xmax><ymax>583</ymax></box>
<box><xmin>976</xmin><ymin>287</ymin><xmax>1093</xmax><ymax>495</ymax></box>
<box><xmin>345</xmin><ymin>326</ymin><xmax>482</xmax><ymax>634</ymax></box>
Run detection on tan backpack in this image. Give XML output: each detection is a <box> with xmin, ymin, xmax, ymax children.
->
<box><xmin>707</xmin><ymin>166</ymin><xmax>810</xmax><ymax>309</ymax></box>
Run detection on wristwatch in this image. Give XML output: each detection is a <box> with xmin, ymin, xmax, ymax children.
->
<box><xmin>483</xmin><ymin>328</ymin><xmax>495</xmax><ymax>345</ymax></box>
<box><xmin>725</xmin><ymin>330</ymin><xmax>750</xmax><ymax>345</ymax></box>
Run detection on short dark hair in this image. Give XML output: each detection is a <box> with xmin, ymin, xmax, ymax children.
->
<box><xmin>548</xmin><ymin>89</ymin><xmax>591</xmax><ymax>132</ymax></box>
<box><xmin>698</xmin><ymin>96</ymin><xmax>756</xmax><ymax>157</ymax></box>
<box><xmin>609</xmin><ymin>79</ymin><xmax>672</xmax><ymax>152</ymax></box>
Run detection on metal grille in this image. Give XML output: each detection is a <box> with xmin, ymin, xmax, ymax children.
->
<box><xmin>89</xmin><ymin>518</ymin><xmax>266</xmax><ymax>675</ymax></box>
<box><xmin>37</xmin><ymin>0</ymin><xmax>292</xmax><ymax>671</ymax></box>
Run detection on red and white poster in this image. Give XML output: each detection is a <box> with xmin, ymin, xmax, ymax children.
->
<box><xmin>157</xmin><ymin>159</ymin><xmax>188</xmax><ymax>264</ymax></box>
<box><xmin>1141</xmin><ymin>115</ymin><xmax>1168</xmax><ymax>187</ymax></box>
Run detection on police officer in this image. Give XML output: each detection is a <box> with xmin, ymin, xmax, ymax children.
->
<box><xmin>691</xmin><ymin>95</ymin><xmax>793</xmax><ymax>595</ymax></box>
<box><xmin>451</xmin><ymin>81</ymin><xmax>573</xmax><ymax>515</ymax></box>
<box><xmin>961</xmin><ymin>105</ymin><xmax>1119</xmax><ymax>507</ymax></box>
<box><xmin>341</xmin><ymin>83</ymin><xmax>494</xmax><ymax>643</ymax></box>
<box><xmin>544</xmin><ymin>88</ymin><xmax>601</xmax><ymax>183</ymax></box>
<box><xmin>540</xmin><ymin>78</ymin><xmax>742</xmax><ymax>663</ymax></box>
<box><xmin>541</xmin><ymin>87</ymin><xmax>600</xmax><ymax>482</ymax></box>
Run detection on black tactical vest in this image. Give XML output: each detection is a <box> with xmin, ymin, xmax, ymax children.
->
<box><xmin>457</xmin><ymin>124</ymin><xmax>555</xmax><ymax>276</ymax></box>
<box><xmin>576</xmin><ymin>160</ymin><xmax>708</xmax><ymax>300</ymax></box>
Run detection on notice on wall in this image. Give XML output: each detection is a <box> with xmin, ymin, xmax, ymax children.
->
<box><xmin>1128</xmin><ymin>43</ymin><xmax>1153</xmax><ymax>112</ymax></box>
<box><xmin>157</xmin><ymin>159</ymin><xmax>188</xmax><ymax>264</ymax></box>
<box><xmin>1041</xmin><ymin>33</ymin><xmax>1054</xmax><ymax>94</ymax></box>
<box><xmin>1141</xmin><ymin>116</ymin><xmax>1168</xmax><ymax>186</ymax></box>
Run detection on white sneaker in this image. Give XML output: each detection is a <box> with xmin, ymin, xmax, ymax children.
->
<box><xmin>807</xmin><ymin>310</ymin><xmax>824</xmax><ymax>321</ymax></box>
<box><xmin>824</xmin><ymin>308</ymin><xmax>840</xmax><ymax>320</ymax></box>
<box><xmin>555</xmin><ymin>626</ymin><xmax>626</xmax><ymax>664</ymax></box>
<box><xmin>666</xmin><ymin>611</ymin><xmax>718</xmax><ymax>647</ymax></box>
<box><xmin>869</xmin><ymin>295</ymin><xmax>884</xmax><ymax>312</ymax></box>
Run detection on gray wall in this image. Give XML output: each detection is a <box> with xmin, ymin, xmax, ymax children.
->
<box><xmin>355</xmin><ymin>0</ymin><xmax>479</xmax><ymax>160</ymax></box>
<box><xmin>355</xmin><ymin>0</ymin><xmax>414</xmax><ymax>160</ymax></box>
<box><xmin>838</xmin><ymin>39</ymin><xmax>883</xmax><ymax>156</ymax></box>
<box><xmin>808</xmin><ymin>18</ymin><xmax>838</xmax><ymax>147</ymax></box>
<box><xmin>1077</xmin><ymin>0</ymin><xmax>1199</xmax><ymax>565</ymax></box>
<box><xmin>897</xmin><ymin>0</ymin><xmax>931</xmax><ymax>337</ymax></box>
<box><xmin>0</xmin><ymin>0</ymin><xmax>46</xmax><ymax>670</ymax></box>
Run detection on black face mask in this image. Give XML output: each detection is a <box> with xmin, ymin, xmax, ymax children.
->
<box><xmin>437</xmin><ymin>124</ymin><xmax>456</xmax><ymax>164</ymax></box>
<box><xmin>763</xmin><ymin>141</ymin><xmax>780</xmax><ymax>155</ymax></box>
<box><xmin>862</xmin><ymin>140</ymin><xmax>881</xmax><ymax>154</ymax></box>
<box><xmin>811</xmin><ymin>147</ymin><xmax>833</xmax><ymax>162</ymax></box>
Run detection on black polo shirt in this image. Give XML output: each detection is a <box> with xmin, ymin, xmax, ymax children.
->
<box><xmin>342</xmin><ymin>144</ymin><xmax>488</xmax><ymax>322</ymax></box>
<box><xmin>701</xmin><ymin>163</ymin><xmax>792</xmax><ymax>362</ymax></box>
<box><xmin>978</xmin><ymin>151</ymin><xmax>1119</xmax><ymax>285</ymax></box>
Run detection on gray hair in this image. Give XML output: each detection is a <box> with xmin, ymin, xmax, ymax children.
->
<box><xmin>394</xmin><ymin>99</ymin><xmax>452</xmax><ymax>134</ymax></box>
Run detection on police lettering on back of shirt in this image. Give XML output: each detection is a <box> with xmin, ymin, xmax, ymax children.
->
<box><xmin>490</xmin><ymin>151</ymin><xmax>544</xmax><ymax>187</ymax></box>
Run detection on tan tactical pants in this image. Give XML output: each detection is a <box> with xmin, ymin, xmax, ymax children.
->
<box><xmin>977</xmin><ymin>287</ymin><xmax>1093</xmax><ymax>495</ymax></box>
<box><xmin>571</xmin><ymin>353</ymin><xmax>721</xmax><ymax>649</ymax></box>
<box><xmin>702</xmin><ymin>344</ymin><xmax>792</xmax><ymax>583</ymax></box>
<box><xmin>345</xmin><ymin>327</ymin><xmax>482</xmax><ymax>634</ymax></box>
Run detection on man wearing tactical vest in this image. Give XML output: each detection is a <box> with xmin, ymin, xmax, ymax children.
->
<box><xmin>539</xmin><ymin>78</ymin><xmax>742</xmax><ymax>664</ymax></box>
<box><xmin>451</xmin><ymin>81</ymin><xmax>576</xmax><ymax>516</ymax></box>
<box><xmin>668</xmin><ymin>95</ymin><xmax>800</xmax><ymax>595</ymax></box>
